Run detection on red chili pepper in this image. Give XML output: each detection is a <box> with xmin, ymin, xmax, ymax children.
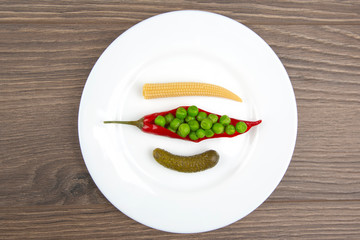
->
<box><xmin>104</xmin><ymin>106</ymin><xmax>261</xmax><ymax>143</ymax></box>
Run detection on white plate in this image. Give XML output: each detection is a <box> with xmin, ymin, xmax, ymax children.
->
<box><xmin>78</xmin><ymin>10</ymin><xmax>297</xmax><ymax>233</ymax></box>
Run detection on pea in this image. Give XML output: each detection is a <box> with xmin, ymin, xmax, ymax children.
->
<box><xmin>196</xmin><ymin>112</ymin><xmax>207</xmax><ymax>122</ymax></box>
<box><xmin>169</xmin><ymin>118</ymin><xmax>182</xmax><ymax>130</ymax></box>
<box><xmin>201</xmin><ymin>118</ymin><xmax>213</xmax><ymax>130</ymax></box>
<box><xmin>154</xmin><ymin>115</ymin><xmax>166</xmax><ymax>127</ymax></box>
<box><xmin>185</xmin><ymin>115</ymin><xmax>195</xmax><ymax>122</ymax></box>
<box><xmin>167</xmin><ymin>127</ymin><xmax>176</xmax><ymax>133</ymax></box>
<box><xmin>212</xmin><ymin>123</ymin><xmax>224</xmax><ymax>134</ymax></box>
<box><xmin>219</xmin><ymin>115</ymin><xmax>231</xmax><ymax>126</ymax></box>
<box><xmin>187</xmin><ymin>105</ymin><xmax>199</xmax><ymax>117</ymax></box>
<box><xmin>225</xmin><ymin>124</ymin><xmax>236</xmax><ymax>135</ymax></box>
<box><xmin>236</xmin><ymin>121</ymin><xmax>248</xmax><ymax>133</ymax></box>
<box><xmin>164</xmin><ymin>113</ymin><xmax>175</xmax><ymax>124</ymax></box>
<box><xmin>176</xmin><ymin>107</ymin><xmax>187</xmax><ymax>120</ymax></box>
<box><xmin>196</xmin><ymin>129</ymin><xmax>206</xmax><ymax>138</ymax></box>
<box><xmin>188</xmin><ymin>120</ymin><xmax>200</xmax><ymax>132</ymax></box>
<box><xmin>208</xmin><ymin>114</ymin><xmax>218</xmax><ymax>123</ymax></box>
<box><xmin>177</xmin><ymin>123</ymin><xmax>190</xmax><ymax>138</ymax></box>
<box><xmin>189</xmin><ymin>131</ymin><xmax>199</xmax><ymax>141</ymax></box>
<box><xmin>205</xmin><ymin>129</ymin><xmax>214</xmax><ymax>138</ymax></box>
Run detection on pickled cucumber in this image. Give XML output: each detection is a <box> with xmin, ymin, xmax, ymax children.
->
<box><xmin>153</xmin><ymin>148</ymin><xmax>219</xmax><ymax>173</ymax></box>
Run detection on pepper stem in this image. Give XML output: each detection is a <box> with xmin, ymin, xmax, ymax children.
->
<box><xmin>103</xmin><ymin>118</ymin><xmax>144</xmax><ymax>129</ymax></box>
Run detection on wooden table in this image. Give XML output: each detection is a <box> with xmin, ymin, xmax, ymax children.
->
<box><xmin>1</xmin><ymin>1</ymin><xmax>359</xmax><ymax>239</ymax></box>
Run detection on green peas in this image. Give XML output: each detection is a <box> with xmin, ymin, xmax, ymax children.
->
<box><xmin>196</xmin><ymin>129</ymin><xmax>206</xmax><ymax>138</ymax></box>
<box><xmin>189</xmin><ymin>131</ymin><xmax>198</xmax><ymax>141</ymax></box>
<box><xmin>187</xmin><ymin>105</ymin><xmax>199</xmax><ymax>117</ymax></box>
<box><xmin>176</xmin><ymin>107</ymin><xmax>187</xmax><ymax>120</ymax></box>
<box><xmin>208</xmin><ymin>114</ymin><xmax>218</xmax><ymax>123</ymax></box>
<box><xmin>177</xmin><ymin>123</ymin><xmax>190</xmax><ymax>138</ymax></box>
<box><xmin>185</xmin><ymin>115</ymin><xmax>195</xmax><ymax>122</ymax></box>
<box><xmin>196</xmin><ymin>112</ymin><xmax>207</xmax><ymax>122</ymax></box>
<box><xmin>201</xmin><ymin>118</ymin><xmax>213</xmax><ymax>130</ymax></box>
<box><xmin>159</xmin><ymin>106</ymin><xmax>242</xmax><ymax>140</ymax></box>
<box><xmin>205</xmin><ymin>129</ymin><xmax>214</xmax><ymax>138</ymax></box>
<box><xmin>164</xmin><ymin>113</ymin><xmax>175</xmax><ymax>124</ymax></box>
<box><xmin>154</xmin><ymin>115</ymin><xmax>166</xmax><ymax>127</ymax></box>
<box><xmin>188</xmin><ymin>120</ymin><xmax>200</xmax><ymax>132</ymax></box>
<box><xmin>219</xmin><ymin>115</ymin><xmax>231</xmax><ymax>126</ymax></box>
<box><xmin>225</xmin><ymin>124</ymin><xmax>235</xmax><ymax>135</ymax></box>
<box><xmin>169</xmin><ymin>118</ymin><xmax>182</xmax><ymax>130</ymax></box>
<box><xmin>212</xmin><ymin>123</ymin><xmax>224</xmax><ymax>134</ymax></box>
<box><xmin>236</xmin><ymin>121</ymin><xmax>247</xmax><ymax>133</ymax></box>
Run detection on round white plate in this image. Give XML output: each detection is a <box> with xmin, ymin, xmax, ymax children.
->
<box><xmin>78</xmin><ymin>10</ymin><xmax>297</xmax><ymax>233</ymax></box>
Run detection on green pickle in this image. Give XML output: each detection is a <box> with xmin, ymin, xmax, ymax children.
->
<box><xmin>153</xmin><ymin>148</ymin><xmax>219</xmax><ymax>173</ymax></box>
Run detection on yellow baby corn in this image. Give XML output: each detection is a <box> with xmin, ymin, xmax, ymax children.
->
<box><xmin>143</xmin><ymin>82</ymin><xmax>242</xmax><ymax>102</ymax></box>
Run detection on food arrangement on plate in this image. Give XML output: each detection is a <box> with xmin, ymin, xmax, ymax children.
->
<box><xmin>104</xmin><ymin>82</ymin><xmax>261</xmax><ymax>172</ymax></box>
<box><xmin>78</xmin><ymin>10</ymin><xmax>297</xmax><ymax>233</ymax></box>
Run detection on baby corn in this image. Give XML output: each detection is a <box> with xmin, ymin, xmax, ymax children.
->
<box><xmin>143</xmin><ymin>82</ymin><xmax>242</xmax><ymax>102</ymax></box>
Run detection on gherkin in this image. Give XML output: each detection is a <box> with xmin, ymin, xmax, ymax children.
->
<box><xmin>153</xmin><ymin>148</ymin><xmax>219</xmax><ymax>173</ymax></box>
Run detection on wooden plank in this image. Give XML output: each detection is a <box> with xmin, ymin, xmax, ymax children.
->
<box><xmin>0</xmin><ymin>0</ymin><xmax>359</xmax><ymax>25</ymax></box>
<box><xmin>0</xmin><ymin>23</ymin><xmax>359</xmax><ymax>207</ymax></box>
<box><xmin>0</xmin><ymin>24</ymin><xmax>116</xmax><ymax>206</ymax></box>
<box><xmin>1</xmin><ymin>201</ymin><xmax>359</xmax><ymax>239</ymax></box>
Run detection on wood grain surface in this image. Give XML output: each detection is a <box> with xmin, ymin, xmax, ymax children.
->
<box><xmin>1</xmin><ymin>0</ymin><xmax>360</xmax><ymax>239</ymax></box>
